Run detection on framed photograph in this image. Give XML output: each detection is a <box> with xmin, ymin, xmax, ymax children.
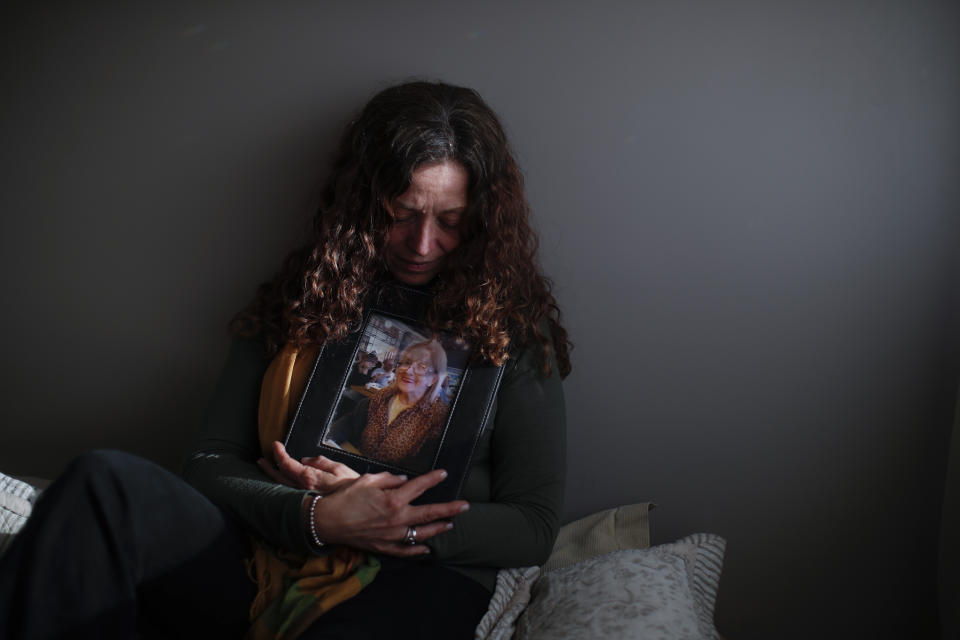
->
<box><xmin>283</xmin><ymin>284</ymin><xmax>504</xmax><ymax>504</ymax></box>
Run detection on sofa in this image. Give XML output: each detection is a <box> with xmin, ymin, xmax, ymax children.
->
<box><xmin>1</xmin><ymin>472</ymin><xmax>726</xmax><ymax>639</ymax></box>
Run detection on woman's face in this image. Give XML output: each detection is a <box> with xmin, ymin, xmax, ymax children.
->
<box><xmin>395</xmin><ymin>347</ymin><xmax>437</xmax><ymax>401</ymax></box>
<box><xmin>384</xmin><ymin>161</ymin><xmax>468</xmax><ymax>286</ymax></box>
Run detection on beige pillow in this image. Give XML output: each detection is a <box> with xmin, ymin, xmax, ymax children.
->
<box><xmin>544</xmin><ymin>502</ymin><xmax>655</xmax><ymax>571</ymax></box>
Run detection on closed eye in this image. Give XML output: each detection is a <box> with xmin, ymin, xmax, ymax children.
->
<box><xmin>393</xmin><ymin>207</ymin><xmax>418</xmax><ymax>223</ymax></box>
<box><xmin>438</xmin><ymin>215</ymin><xmax>462</xmax><ymax>230</ymax></box>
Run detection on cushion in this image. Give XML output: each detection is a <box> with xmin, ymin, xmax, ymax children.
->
<box><xmin>0</xmin><ymin>472</ymin><xmax>45</xmax><ymax>557</ymax></box>
<box><xmin>515</xmin><ymin>533</ymin><xmax>726</xmax><ymax>640</ymax></box>
<box><xmin>473</xmin><ymin>566</ymin><xmax>542</xmax><ymax>640</ymax></box>
<box><xmin>474</xmin><ymin>502</ymin><xmax>655</xmax><ymax>640</ymax></box>
<box><xmin>545</xmin><ymin>502</ymin><xmax>654</xmax><ymax>571</ymax></box>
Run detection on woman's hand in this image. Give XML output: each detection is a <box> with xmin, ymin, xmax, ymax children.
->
<box><xmin>258</xmin><ymin>441</ymin><xmax>359</xmax><ymax>494</ymax></box>
<box><xmin>311</xmin><ymin>468</ymin><xmax>468</xmax><ymax>557</ymax></box>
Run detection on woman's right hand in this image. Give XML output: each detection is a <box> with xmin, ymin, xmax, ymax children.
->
<box><xmin>258</xmin><ymin>440</ymin><xmax>360</xmax><ymax>494</ymax></box>
<box><xmin>311</xmin><ymin>468</ymin><xmax>468</xmax><ymax>557</ymax></box>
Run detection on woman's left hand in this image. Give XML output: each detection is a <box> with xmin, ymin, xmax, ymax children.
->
<box><xmin>258</xmin><ymin>440</ymin><xmax>360</xmax><ymax>494</ymax></box>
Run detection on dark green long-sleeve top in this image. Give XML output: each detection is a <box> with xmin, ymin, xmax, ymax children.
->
<box><xmin>181</xmin><ymin>335</ymin><xmax>566</xmax><ymax>592</ymax></box>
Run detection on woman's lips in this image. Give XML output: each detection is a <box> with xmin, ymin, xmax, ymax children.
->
<box><xmin>397</xmin><ymin>257</ymin><xmax>437</xmax><ymax>272</ymax></box>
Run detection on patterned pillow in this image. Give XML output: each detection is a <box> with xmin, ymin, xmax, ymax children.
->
<box><xmin>514</xmin><ymin>533</ymin><xmax>726</xmax><ymax>640</ymax></box>
<box><xmin>0</xmin><ymin>472</ymin><xmax>45</xmax><ymax>557</ymax></box>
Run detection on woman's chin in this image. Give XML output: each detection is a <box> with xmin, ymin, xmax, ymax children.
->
<box><xmin>393</xmin><ymin>271</ymin><xmax>434</xmax><ymax>286</ymax></box>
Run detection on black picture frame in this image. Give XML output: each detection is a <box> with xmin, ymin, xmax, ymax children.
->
<box><xmin>283</xmin><ymin>284</ymin><xmax>504</xmax><ymax>504</ymax></box>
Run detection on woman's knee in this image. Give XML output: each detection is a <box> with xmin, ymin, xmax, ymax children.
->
<box><xmin>59</xmin><ymin>450</ymin><xmax>156</xmax><ymax>492</ymax></box>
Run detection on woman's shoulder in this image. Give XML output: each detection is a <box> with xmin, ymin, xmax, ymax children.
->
<box><xmin>370</xmin><ymin>386</ymin><xmax>395</xmax><ymax>405</ymax></box>
<box><xmin>502</xmin><ymin>319</ymin><xmax>564</xmax><ymax>383</ymax></box>
<box><xmin>428</xmin><ymin>394</ymin><xmax>449</xmax><ymax>408</ymax></box>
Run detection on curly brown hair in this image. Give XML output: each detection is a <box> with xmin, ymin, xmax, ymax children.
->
<box><xmin>231</xmin><ymin>81</ymin><xmax>571</xmax><ymax>378</ymax></box>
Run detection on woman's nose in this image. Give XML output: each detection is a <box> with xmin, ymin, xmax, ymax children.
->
<box><xmin>409</xmin><ymin>219</ymin><xmax>434</xmax><ymax>255</ymax></box>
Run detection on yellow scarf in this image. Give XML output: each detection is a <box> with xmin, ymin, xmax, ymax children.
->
<box><xmin>245</xmin><ymin>344</ymin><xmax>380</xmax><ymax>640</ymax></box>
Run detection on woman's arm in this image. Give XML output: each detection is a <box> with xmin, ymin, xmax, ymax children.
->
<box><xmin>180</xmin><ymin>339</ymin><xmax>319</xmax><ymax>553</ymax></box>
<box><xmin>182</xmin><ymin>338</ymin><xmax>469</xmax><ymax>557</ymax></box>
<box><xmin>426</xmin><ymin>335</ymin><xmax>567</xmax><ymax>568</ymax></box>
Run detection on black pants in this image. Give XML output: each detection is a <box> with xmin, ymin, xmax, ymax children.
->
<box><xmin>0</xmin><ymin>451</ymin><xmax>491</xmax><ymax>639</ymax></box>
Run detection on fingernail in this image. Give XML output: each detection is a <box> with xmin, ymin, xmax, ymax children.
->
<box><xmin>460</xmin><ymin>503</ymin><xmax>470</xmax><ymax>512</ymax></box>
<box><xmin>398</xmin><ymin>475</ymin><xmax>408</xmax><ymax>481</ymax></box>
<box><xmin>421</xmin><ymin>547</ymin><xmax>431</xmax><ymax>554</ymax></box>
<box><xmin>439</xmin><ymin>470</ymin><xmax>448</xmax><ymax>479</ymax></box>
<box><xmin>445</xmin><ymin>522</ymin><xmax>454</xmax><ymax>530</ymax></box>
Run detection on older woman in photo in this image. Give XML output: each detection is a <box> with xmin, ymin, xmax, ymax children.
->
<box><xmin>359</xmin><ymin>340</ymin><xmax>449</xmax><ymax>469</ymax></box>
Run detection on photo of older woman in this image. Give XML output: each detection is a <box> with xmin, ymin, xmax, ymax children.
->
<box><xmin>358</xmin><ymin>340</ymin><xmax>449</xmax><ymax>470</ymax></box>
<box><xmin>323</xmin><ymin>335</ymin><xmax>457</xmax><ymax>473</ymax></box>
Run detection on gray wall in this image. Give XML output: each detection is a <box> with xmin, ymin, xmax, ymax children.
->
<box><xmin>1</xmin><ymin>2</ymin><xmax>957</xmax><ymax>638</ymax></box>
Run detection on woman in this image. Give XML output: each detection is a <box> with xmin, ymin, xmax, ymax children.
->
<box><xmin>358</xmin><ymin>340</ymin><xmax>449</xmax><ymax>470</ymax></box>
<box><xmin>324</xmin><ymin>340</ymin><xmax>449</xmax><ymax>470</ymax></box>
<box><xmin>0</xmin><ymin>80</ymin><xmax>571</xmax><ymax>639</ymax></box>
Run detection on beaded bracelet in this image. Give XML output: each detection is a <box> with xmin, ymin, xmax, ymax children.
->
<box><xmin>308</xmin><ymin>494</ymin><xmax>324</xmax><ymax>549</ymax></box>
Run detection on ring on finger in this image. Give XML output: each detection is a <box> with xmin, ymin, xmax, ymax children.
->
<box><xmin>402</xmin><ymin>526</ymin><xmax>417</xmax><ymax>545</ymax></box>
